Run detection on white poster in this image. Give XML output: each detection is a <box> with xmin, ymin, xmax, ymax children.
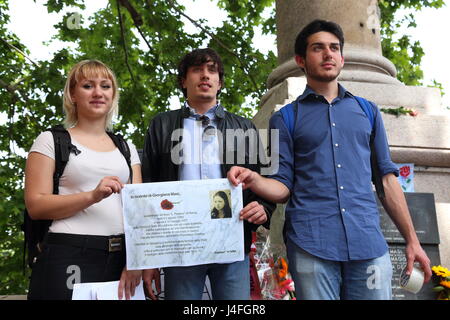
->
<box><xmin>72</xmin><ymin>281</ymin><xmax>146</xmax><ymax>300</ymax></box>
<box><xmin>121</xmin><ymin>178</ymin><xmax>244</xmax><ymax>270</ymax></box>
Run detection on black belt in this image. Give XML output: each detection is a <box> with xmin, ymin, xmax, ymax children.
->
<box><xmin>45</xmin><ymin>233</ymin><xmax>125</xmax><ymax>252</ymax></box>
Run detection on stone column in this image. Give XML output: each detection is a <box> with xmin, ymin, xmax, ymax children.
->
<box><xmin>253</xmin><ymin>0</ymin><xmax>450</xmax><ymax>269</ymax></box>
<box><xmin>268</xmin><ymin>0</ymin><xmax>400</xmax><ymax>88</ymax></box>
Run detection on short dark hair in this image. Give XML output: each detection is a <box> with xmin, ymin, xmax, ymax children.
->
<box><xmin>177</xmin><ymin>48</ymin><xmax>224</xmax><ymax>98</ymax></box>
<box><xmin>294</xmin><ymin>19</ymin><xmax>345</xmax><ymax>58</ymax></box>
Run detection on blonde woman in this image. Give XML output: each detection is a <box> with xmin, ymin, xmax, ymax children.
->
<box><xmin>25</xmin><ymin>60</ymin><xmax>159</xmax><ymax>300</ymax></box>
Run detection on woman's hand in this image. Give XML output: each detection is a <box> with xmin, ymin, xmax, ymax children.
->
<box><xmin>118</xmin><ymin>268</ymin><xmax>142</xmax><ymax>300</ymax></box>
<box><xmin>91</xmin><ymin>176</ymin><xmax>124</xmax><ymax>203</ymax></box>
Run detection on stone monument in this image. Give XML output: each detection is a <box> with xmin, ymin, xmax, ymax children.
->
<box><xmin>253</xmin><ymin>0</ymin><xmax>450</xmax><ymax>275</ymax></box>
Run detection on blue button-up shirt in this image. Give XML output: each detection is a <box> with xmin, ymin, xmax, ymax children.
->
<box><xmin>270</xmin><ymin>85</ymin><xmax>399</xmax><ymax>261</ymax></box>
<box><xmin>179</xmin><ymin>103</ymin><xmax>222</xmax><ymax>181</ymax></box>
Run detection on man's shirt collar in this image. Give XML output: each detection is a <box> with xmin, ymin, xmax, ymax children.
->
<box><xmin>182</xmin><ymin>101</ymin><xmax>225</xmax><ymax>121</ymax></box>
<box><xmin>298</xmin><ymin>83</ymin><xmax>353</xmax><ymax>102</ymax></box>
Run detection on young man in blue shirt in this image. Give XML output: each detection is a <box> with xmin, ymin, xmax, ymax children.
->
<box><xmin>228</xmin><ymin>19</ymin><xmax>431</xmax><ymax>300</ymax></box>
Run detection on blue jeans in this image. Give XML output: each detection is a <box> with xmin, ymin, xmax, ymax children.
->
<box><xmin>287</xmin><ymin>239</ymin><xmax>392</xmax><ymax>300</ymax></box>
<box><xmin>163</xmin><ymin>255</ymin><xmax>250</xmax><ymax>300</ymax></box>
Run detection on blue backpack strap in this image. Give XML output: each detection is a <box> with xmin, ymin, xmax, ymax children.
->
<box><xmin>280</xmin><ymin>102</ymin><xmax>296</xmax><ymax>138</ymax></box>
<box><xmin>282</xmin><ymin>96</ymin><xmax>373</xmax><ymax>137</ymax></box>
<box><xmin>282</xmin><ymin>96</ymin><xmax>373</xmax><ymax>135</ymax></box>
<box><xmin>354</xmin><ymin>96</ymin><xmax>374</xmax><ymax>129</ymax></box>
<box><xmin>279</xmin><ymin>101</ymin><xmax>297</xmax><ymax>245</ymax></box>
<box><xmin>354</xmin><ymin>96</ymin><xmax>386</xmax><ymax>199</ymax></box>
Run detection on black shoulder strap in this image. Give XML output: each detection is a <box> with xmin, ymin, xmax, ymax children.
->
<box><xmin>49</xmin><ymin>125</ymin><xmax>74</xmax><ymax>194</ymax></box>
<box><xmin>107</xmin><ymin>131</ymin><xmax>133</xmax><ymax>183</ymax></box>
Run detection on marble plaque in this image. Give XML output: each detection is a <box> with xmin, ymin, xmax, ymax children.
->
<box><xmin>122</xmin><ymin>178</ymin><xmax>244</xmax><ymax>269</ymax></box>
<box><xmin>376</xmin><ymin>192</ymin><xmax>439</xmax><ymax>244</ymax></box>
<box><xmin>389</xmin><ymin>244</ymin><xmax>440</xmax><ymax>300</ymax></box>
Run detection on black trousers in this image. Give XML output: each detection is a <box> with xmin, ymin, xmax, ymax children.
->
<box><xmin>27</xmin><ymin>233</ymin><xmax>126</xmax><ymax>300</ymax></box>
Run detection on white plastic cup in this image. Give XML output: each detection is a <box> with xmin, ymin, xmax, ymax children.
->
<box><xmin>399</xmin><ymin>265</ymin><xmax>424</xmax><ymax>294</ymax></box>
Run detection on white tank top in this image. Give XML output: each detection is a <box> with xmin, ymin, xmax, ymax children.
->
<box><xmin>29</xmin><ymin>131</ymin><xmax>140</xmax><ymax>236</ymax></box>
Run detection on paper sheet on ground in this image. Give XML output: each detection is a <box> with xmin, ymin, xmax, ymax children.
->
<box><xmin>72</xmin><ymin>280</ymin><xmax>145</xmax><ymax>300</ymax></box>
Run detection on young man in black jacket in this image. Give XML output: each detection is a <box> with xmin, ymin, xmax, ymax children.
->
<box><xmin>141</xmin><ymin>48</ymin><xmax>275</xmax><ymax>300</ymax></box>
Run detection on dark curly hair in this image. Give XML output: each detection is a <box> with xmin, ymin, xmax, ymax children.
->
<box><xmin>177</xmin><ymin>48</ymin><xmax>224</xmax><ymax>98</ymax></box>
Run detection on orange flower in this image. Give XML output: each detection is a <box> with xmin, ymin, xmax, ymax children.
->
<box><xmin>277</xmin><ymin>258</ymin><xmax>288</xmax><ymax>279</ymax></box>
<box><xmin>440</xmin><ymin>280</ymin><xmax>450</xmax><ymax>289</ymax></box>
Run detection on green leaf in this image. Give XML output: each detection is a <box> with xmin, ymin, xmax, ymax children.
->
<box><xmin>432</xmin><ymin>286</ymin><xmax>445</xmax><ymax>292</ymax></box>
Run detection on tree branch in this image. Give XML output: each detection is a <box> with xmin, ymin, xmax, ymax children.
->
<box><xmin>116</xmin><ymin>0</ymin><xmax>135</xmax><ymax>83</ymax></box>
<box><xmin>118</xmin><ymin>0</ymin><xmax>154</xmax><ymax>55</ymax></box>
<box><xmin>0</xmin><ymin>79</ymin><xmax>16</xmax><ymax>94</ymax></box>
<box><xmin>0</xmin><ymin>78</ymin><xmax>29</xmax><ymax>103</ymax></box>
<box><xmin>118</xmin><ymin>0</ymin><xmax>142</xmax><ymax>26</ymax></box>
<box><xmin>120</xmin><ymin>0</ymin><xmax>177</xmax><ymax>79</ymax></box>
<box><xmin>0</xmin><ymin>37</ymin><xmax>40</xmax><ymax>67</ymax></box>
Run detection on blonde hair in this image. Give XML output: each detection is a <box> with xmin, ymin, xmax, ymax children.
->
<box><xmin>62</xmin><ymin>60</ymin><xmax>119</xmax><ymax>131</ymax></box>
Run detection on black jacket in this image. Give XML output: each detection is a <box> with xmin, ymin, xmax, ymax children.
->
<box><xmin>142</xmin><ymin>105</ymin><xmax>275</xmax><ymax>254</ymax></box>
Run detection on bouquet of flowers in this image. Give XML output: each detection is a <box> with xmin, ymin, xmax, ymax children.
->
<box><xmin>431</xmin><ymin>265</ymin><xmax>450</xmax><ymax>300</ymax></box>
<box><xmin>251</xmin><ymin>228</ymin><xmax>296</xmax><ymax>300</ymax></box>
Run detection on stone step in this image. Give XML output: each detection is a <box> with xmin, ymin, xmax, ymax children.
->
<box><xmin>0</xmin><ymin>295</ymin><xmax>27</xmax><ymax>300</ymax></box>
<box><xmin>341</xmin><ymin>81</ymin><xmax>445</xmax><ymax>115</ymax></box>
<box><xmin>391</xmin><ymin>147</ymin><xmax>450</xmax><ymax>168</ymax></box>
<box><xmin>383</xmin><ymin>113</ymin><xmax>450</xmax><ymax>149</ymax></box>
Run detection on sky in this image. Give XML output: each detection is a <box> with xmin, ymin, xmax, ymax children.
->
<box><xmin>4</xmin><ymin>0</ymin><xmax>450</xmax><ymax>108</ymax></box>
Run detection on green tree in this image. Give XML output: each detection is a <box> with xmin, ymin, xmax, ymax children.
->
<box><xmin>0</xmin><ymin>0</ymin><xmax>40</xmax><ymax>294</ymax></box>
<box><xmin>379</xmin><ymin>0</ymin><xmax>445</xmax><ymax>87</ymax></box>
<box><xmin>0</xmin><ymin>0</ymin><xmax>277</xmax><ymax>294</ymax></box>
<box><xmin>0</xmin><ymin>0</ymin><xmax>445</xmax><ymax>294</ymax></box>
